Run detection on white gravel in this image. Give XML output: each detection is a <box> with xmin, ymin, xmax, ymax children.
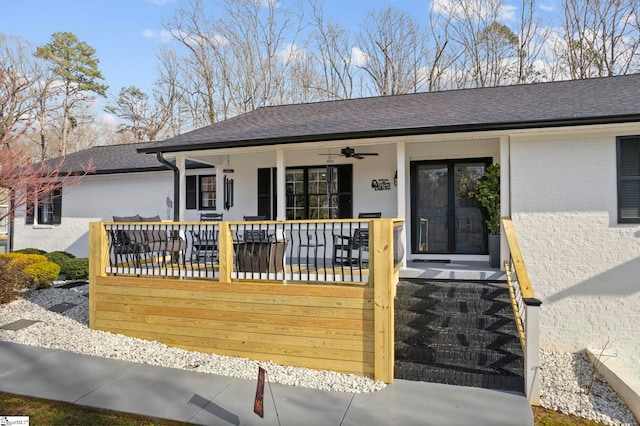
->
<box><xmin>1</xmin><ymin>283</ymin><xmax>638</xmax><ymax>425</ymax></box>
<box><xmin>540</xmin><ymin>349</ymin><xmax>638</xmax><ymax>425</ymax></box>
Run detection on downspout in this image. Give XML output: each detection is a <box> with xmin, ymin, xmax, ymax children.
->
<box><xmin>156</xmin><ymin>152</ymin><xmax>180</xmax><ymax>221</ymax></box>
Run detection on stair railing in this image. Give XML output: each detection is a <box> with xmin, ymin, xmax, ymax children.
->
<box><xmin>502</xmin><ymin>217</ymin><xmax>542</xmax><ymax>405</ymax></box>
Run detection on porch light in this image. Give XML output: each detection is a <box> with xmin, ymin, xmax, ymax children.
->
<box><xmin>394</xmin><ymin>171</ymin><xmax>397</xmax><ymax>186</ymax></box>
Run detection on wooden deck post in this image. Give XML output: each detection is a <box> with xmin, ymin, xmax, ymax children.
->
<box><xmin>371</xmin><ymin>218</ymin><xmax>395</xmax><ymax>383</ymax></box>
<box><xmin>218</xmin><ymin>221</ymin><xmax>233</xmax><ymax>283</ymax></box>
<box><xmin>88</xmin><ymin>222</ymin><xmax>109</xmax><ymax>329</ymax></box>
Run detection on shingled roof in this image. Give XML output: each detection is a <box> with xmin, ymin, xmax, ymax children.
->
<box><xmin>49</xmin><ymin>142</ymin><xmax>166</xmax><ymax>175</ymax></box>
<box><xmin>139</xmin><ymin>74</ymin><xmax>640</xmax><ymax>154</ymax></box>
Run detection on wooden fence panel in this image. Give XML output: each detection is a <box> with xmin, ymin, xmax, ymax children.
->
<box><xmin>92</xmin><ymin>276</ymin><xmax>376</xmax><ymax>377</ymax></box>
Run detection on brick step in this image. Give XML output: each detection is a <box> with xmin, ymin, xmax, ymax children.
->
<box><xmin>395</xmin><ymin>311</ymin><xmax>515</xmax><ymax>331</ymax></box>
<box><xmin>394</xmin><ymin>361</ymin><xmax>524</xmax><ymax>393</ymax></box>
<box><xmin>396</xmin><ymin>280</ymin><xmax>509</xmax><ymax>298</ymax></box>
<box><xmin>395</xmin><ymin>326</ymin><xmax>522</xmax><ymax>353</ymax></box>
<box><xmin>395</xmin><ymin>296</ymin><xmax>512</xmax><ymax>314</ymax></box>
<box><xmin>395</xmin><ymin>341</ymin><xmax>523</xmax><ymax>372</ymax></box>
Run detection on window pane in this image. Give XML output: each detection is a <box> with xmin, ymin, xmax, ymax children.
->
<box><xmin>620</xmin><ymin>138</ymin><xmax>640</xmax><ymax>176</ymax></box>
<box><xmin>199</xmin><ymin>175</ymin><xmax>216</xmax><ymax>209</ymax></box>
<box><xmin>618</xmin><ymin>137</ymin><xmax>640</xmax><ymax>221</ymax></box>
<box><xmin>620</xmin><ymin>180</ymin><xmax>640</xmax><ymax>219</ymax></box>
<box><xmin>285</xmin><ymin>166</ymin><xmax>349</xmax><ymax>219</ymax></box>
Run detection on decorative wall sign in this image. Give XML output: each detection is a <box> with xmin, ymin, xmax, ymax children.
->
<box><xmin>371</xmin><ymin>178</ymin><xmax>391</xmax><ymax>191</ymax></box>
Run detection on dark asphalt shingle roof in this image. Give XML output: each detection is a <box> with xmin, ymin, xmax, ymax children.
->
<box><xmin>51</xmin><ymin>142</ymin><xmax>167</xmax><ymax>175</ymax></box>
<box><xmin>139</xmin><ymin>74</ymin><xmax>640</xmax><ymax>154</ymax></box>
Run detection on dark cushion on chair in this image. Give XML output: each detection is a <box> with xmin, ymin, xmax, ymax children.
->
<box><xmin>113</xmin><ymin>214</ymin><xmax>141</xmax><ymax>222</ymax></box>
<box><xmin>140</xmin><ymin>215</ymin><xmax>162</xmax><ymax>222</ymax></box>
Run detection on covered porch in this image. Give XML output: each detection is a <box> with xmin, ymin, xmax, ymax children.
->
<box><xmin>141</xmin><ymin>132</ymin><xmax>511</xmax><ymax>273</ymax></box>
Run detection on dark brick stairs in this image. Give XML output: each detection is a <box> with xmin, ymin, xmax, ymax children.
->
<box><xmin>395</xmin><ymin>279</ymin><xmax>524</xmax><ymax>393</ymax></box>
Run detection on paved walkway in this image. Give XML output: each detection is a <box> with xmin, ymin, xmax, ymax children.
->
<box><xmin>0</xmin><ymin>342</ymin><xmax>533</xmax><ymax>425</ymax></box>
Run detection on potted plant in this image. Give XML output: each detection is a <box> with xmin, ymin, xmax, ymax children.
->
<box><xmin>472</xmin><ymin>163</ymin><xmax>501</xmax><ymax>268</ymax></box>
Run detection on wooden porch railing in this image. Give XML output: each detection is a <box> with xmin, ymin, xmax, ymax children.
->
<box><xmin>89</xmin><ymin>218</ymin><xmax>403</xmax><ymax>383</ymax></box>
<box><xmin>502</xmin><ymin>217</ymin><xmax>542</xmax><ymax>405</ymax></box>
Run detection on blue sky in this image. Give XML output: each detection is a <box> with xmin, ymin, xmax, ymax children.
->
<box><xmin>2</xmin><ymin>0</ymin><xmax>555</xmax><ymax>100</ymax></box>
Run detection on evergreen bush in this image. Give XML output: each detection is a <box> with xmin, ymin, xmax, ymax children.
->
<box><xmin>62</xmin><ymin>258</ymin><xmax>89</xmax><ymax>280</ymax></box>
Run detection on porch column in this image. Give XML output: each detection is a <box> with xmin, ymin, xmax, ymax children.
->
<box><xmin>176</xmin><ymin>155</ymin><xmax>186</xmax><ymax>221</ymax></box>
<box><xmin>276</xmin><ymin>149</ymin><xmax>286</xmax><ymax>220</ymax></box>
<box><xmin>396</xmin><ymin>141</ymin><xmax>407</xmax><ymax>266</ymax></box>
<box><xmin>499</xmin><ymin>136</ymin><xmax>511</xmax><ymax>270</ymax></box>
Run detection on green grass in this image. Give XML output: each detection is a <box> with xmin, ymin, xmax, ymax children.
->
<box><xmin>0</xmin><ymin>391</ymin><xmax>190</xmax><ymax>425</ymax></box>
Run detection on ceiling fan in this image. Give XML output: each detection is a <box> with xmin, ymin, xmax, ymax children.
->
<box><xmin>320</xmin><ymin>147</ymin><xmax>379</xmax><ymax>160</ymax></box>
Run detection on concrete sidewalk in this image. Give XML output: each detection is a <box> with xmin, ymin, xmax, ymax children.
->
<box><xmin>0</xmin><ymin>341</ymin><xmax>533</xmax><ymax>425</ymax></box>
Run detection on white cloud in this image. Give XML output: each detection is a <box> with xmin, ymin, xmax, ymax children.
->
<box><xmin>276</xmin><ymin>43</ymin><xmax>306</xmax><ymax>62</ymax></box>
<box><xmin>96</xmin><ymin>113</ymin><xmax>119</xmax><ymax>128</ymax></box>
<box><xmin>142</xmin><ymin>29</ymin><xmax>172</xmax><ymax>43</ymax></box>
<box><xmin>350</xmin><ymin>47</ymin><xmax>368</xmax><ymax>67</ymax></box>
<box><xmin>539</xmin><ymin>3</ymin><xmax>555</xmax><ymax>12</ymax></box>
<box><xmin>500</xmin><ymin>5</ymin><xmax>517</xmax><ymax>21</ymax></box>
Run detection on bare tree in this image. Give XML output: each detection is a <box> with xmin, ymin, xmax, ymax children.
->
<box><xmin>307</xmin><ymin>0</ymin><xmax>356</xmax><ymax>100</ymax></box>
<box><xmin>515</xmin><ymin>0</ymin><xmax>549</xmax><ymax>83</ymax></box>
<box><xmin>355</xmin><ymin>7</ymin><xmax>429</xmax><ymax>96</ymax></box>
<box><xmin>559</xmin><ymin>0</ymin><xmax>640</xmax><ymax>79</ymax></box>
<box><xmin>216</xmin><ymin>0</ymin><xmax>302</xmax><ymax>114</ymax></box>
<box><xmin>0</xmin><ymin>35</ymin><xmax>43</xmax><ymax>148</ymax></box>
<box><xmin>434</xmin><ymin>0</ymin><xmax>519</xmax><ymax>88</ymax></box>
<box><xmin>163</xmin><ymin>0</ymin><xmax>221</xmax><ymax>125</ymax></box>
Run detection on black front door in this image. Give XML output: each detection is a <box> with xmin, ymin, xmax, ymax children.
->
<box><xmin>411</xmin><ymin>159</ymin><xmax>490</xmax><ymax>254</ymax></box>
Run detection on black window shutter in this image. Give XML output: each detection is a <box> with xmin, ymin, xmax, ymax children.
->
<box><xmin>618</xmin><ymin>136</ymin><xmax>640</xmax><ymax>222</ymax></box>
<box><xmin>25</xmin><ymin>189</ymin><xmax>34</xmax><ymax>225</ymax></box>
<box><xmin>186</xmin><ymin>175</ymin><xmax>197</xmax><ymax>210</ymax></box>
<box><xmin>52</xmin><ymin>188</ymin><xmax>62</xmax><ymax>224</ymax></box>
<box><xmin>337</xmin><ymin>164</ymin><xmax>353</xmax><ymax>219</ymax></box>
<box><xmin>257</xmin><ymin>168</ymin><xmax>272</xmax><ymax>219</ymax></box>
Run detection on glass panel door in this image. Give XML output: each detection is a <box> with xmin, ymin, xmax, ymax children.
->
<box><xmin>454</xmin><ymin>162</ymin><xmax>487</xmax><ymax>254</ymax></box>
<box><xmin>413</xmin><ymin>163</ymin><xmax>449</xmax><ymax>253</ymax></box>
<box><xmin>411</xmin><ymin>159</ymin><xmax>489</xmax><ymax>254</ymax></box>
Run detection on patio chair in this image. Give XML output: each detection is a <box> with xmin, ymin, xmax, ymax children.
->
<box><xmin>243</xmin><ymin>215</ymin><xmax>266</xmax><ymax>221</ymax></box>
<box><xmin>332</xmin><ymin>212</ymin><xmax>380</xmax><ymax>266</ymax></box>
<box><xmin>190</xmin><ymin>228</ymin><xmax>219</xmax><ymax>263</ymax></box>
<box><xmin>200</xmin><ymin>212</ymin><xmax>223</xmax><ymax>221</ymax></box>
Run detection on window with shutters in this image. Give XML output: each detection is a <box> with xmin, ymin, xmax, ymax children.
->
<box><xmin>617</xmin><ymin>136</ymin><xmax>640</xmax><ymax>223</ymax></box>
<box><xmin>186</xmin><ymin>174</ymin><xmax>216</xmax><ymax>210</ymax></box>
<box><xmin>25</xmin><ymin>186</ymin><xmax>62</xmax><ymax>225</ymax></box>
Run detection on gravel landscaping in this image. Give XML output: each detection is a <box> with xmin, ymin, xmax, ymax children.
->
<box><xmin>0</xmin><ymin>283</ymin><xmax>638</xmax><ymax>425</ymax></box>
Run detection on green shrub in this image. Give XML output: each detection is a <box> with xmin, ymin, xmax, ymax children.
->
<box><xmin>45</xmin><ymin>252</ymin><xmax>73</xmax><ymax>270</ymax></box>
<box><xmin>0</xmin><ymin>258</ymin><xmax>30</xmax><ymax>304</ymax></box>
<box><xmin>46</xmin><ymin>250</ymin><xmax>75</xmax><ymax>259</ymax></box>
<box><xmin>15</xmin><ymin>248</ymin><xmax>48</xmax><ymax>255</ymax></box>
<box><xmin>23</xmin><ymin>261</ymin><xmax>60</xmax><ymax>289</ymax></box>
<box><xmin>62</xmin><ymin>258</ymin><xmax>89</xmax><ymax>280</ymax></box>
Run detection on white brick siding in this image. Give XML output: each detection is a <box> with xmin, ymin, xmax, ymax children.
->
<box><xmin>510</xmin><ymin>129</ymin><xmax>640</xmax><ymax>378</ymax></box>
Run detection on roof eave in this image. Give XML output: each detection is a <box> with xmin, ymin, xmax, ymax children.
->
<box><xmin>137</xmin><ymin>114</ymin><xmax>640</xmax><ymax>154</ymax></box>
